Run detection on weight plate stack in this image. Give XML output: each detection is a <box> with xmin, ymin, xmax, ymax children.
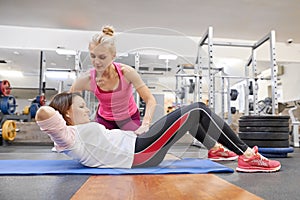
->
<box><xmin>238</xmin><ymin>115</ymin><xmax>290</xmax><ymax>148</ymax></box>
<box><xmin>29</xmin><ymin>103</ymin><xmax>39</xmax><ymax>118</ymax></box>
<box><xmin>0</xmin><ymin>95</ymin><xmax>17</xmax><ymax>115</ymax></box>
<box><xmin>0</xmin><ymin>80</ymin><xmax>11</xmax><ymax>96</ymax></box>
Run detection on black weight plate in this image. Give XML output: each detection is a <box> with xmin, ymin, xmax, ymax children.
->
<box><xmin>239</xmin><ymin>119</ymin><xmax>289</xmax><ymax>123</ymax></box>
<box><xmin>239</xmin><ymin>121</ymin><xmax>289</xmax><ymax>127</ymax></box>
<box><xmin>240</xmin><ymin>115</ymin><xmax>290</xmax><ymax>120</ymax></box>
<box><xmin>241</xmin><ymin>139</ymin><xmax>289</xmax><ymax>148</ymax></box>
<box><xmin>238</xmin><ymin>132</ymin><xmax>289</xmax><ymax>140</ymax></box>
<box><xmin>0</xmin><ymin>111</ymin><xmax>3</xmax><ymax>122</ymax></box>
<box><xmin>239</xmin><ymin>126</ymin><xmax>289</xmax><ymax>132</ymax></box>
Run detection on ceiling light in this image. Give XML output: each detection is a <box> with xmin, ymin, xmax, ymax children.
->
<box><xmin>45</xmin><ymin>71</ymin><xmax>76</xmax><ymax>79</ymax></box>
<box><xmin>56</xmin><ymin>48</ymin><xmax>77</xmax><ymax>55</ymax></box>
<box><xmin>117</xmin><ymin>52</ymin><xmax>129</xmax><ymax>57</ymax></box>
<box><xmin>0</xmin><ymin>70</ymin><xmax>23</xmax><ymax>77</ymax></box>
<box><xmin>46</xmin><ymin>68</ymin><xmax>72</xmax><ymax>72</ymax></box>
<box><xmin>158</xmin><ymin>54</ymin><xmax>178</xmax><ymax>60</ymax></box>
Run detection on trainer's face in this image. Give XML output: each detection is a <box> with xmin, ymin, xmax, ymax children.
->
<box><xmin>89</xmin><ymin>43</ymin><xmax>115</xmax><ymax>72</ymax></box>
<box><xmin>67</xmin><ymin>96</ymin><xmax>90</xmax><ymax>125</ymax></box>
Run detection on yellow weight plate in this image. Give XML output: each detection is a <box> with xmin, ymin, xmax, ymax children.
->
<box><xmin>2</xmin><ymin>120</ymin><xmax>17</xmax><ymax>141</ymax></box>
<box><xmin>23</xmin><ymin>106</ymin><xmax>30</xmax><ymax>115</ymax></box>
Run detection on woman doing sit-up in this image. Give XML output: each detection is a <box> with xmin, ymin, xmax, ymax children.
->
<box><xmin>35</xmin><ymin>92</ymin><xmax>281</xmax><ymax>172</ymax></box>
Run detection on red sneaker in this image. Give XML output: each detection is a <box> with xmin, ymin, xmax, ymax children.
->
<box><xmin>236</xmin><ymin>146</ymin><xmax>281</xmax><ymax>172</ymax></box>
<box><xmin>208</xmin><ymin>146</ymin><xmax>238</xmax><ymax>161</ymax></box>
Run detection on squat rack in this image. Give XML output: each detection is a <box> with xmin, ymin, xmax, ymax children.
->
<box><xmin>195</xmin><ymin>26</ymin><xmax>278</xmax><ymax>117</ymax></box>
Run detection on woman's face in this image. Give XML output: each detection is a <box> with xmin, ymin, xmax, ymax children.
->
<box><xmin>67</xmin><ymin>96</ymin><xmax>90</xmax><ymax>125</ymax></box>
<box><xmin>89</xmin><ymin>43</ymin><xmax>115</xmax><ymax>72</ymax></box>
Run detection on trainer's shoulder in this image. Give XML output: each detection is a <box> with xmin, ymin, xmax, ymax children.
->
<box><xmin>120</xmin><ymin>63</ymin><xmax>135</xmax><ymax>74</ymax></box>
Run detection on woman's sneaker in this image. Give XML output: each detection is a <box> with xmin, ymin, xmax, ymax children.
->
<box><xmin>236</xmin><ymin>146</ymin><xmax>281</xmax><ymax>172</ymax></box>
<box><xmin>208</xmin><ymin>147</ymin><xmax>238</xmax><ymax>161</ymax></box>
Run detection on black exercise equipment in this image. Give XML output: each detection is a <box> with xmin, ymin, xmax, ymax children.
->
<box><xmin>188</xmin><ymin>79</ymin><xmax>195</xmax><ymax>93</ymax></box>
<box><xmin>230</xmin><ymin>89</ymin><xmax>239</xmax><ymax>101</ymax></box>
<box><xmin>249</xmin><ymin>81</ymin><xmax>253</xmax><ymax>95</ymax></box>
<box><xmin>178</xmin><ymin>87</ymin><xmax>185</xmax><ymax>100</ymax></box>
<box><xmin>239</xmin><ymin>121</ymin><xmax>289</xmax><ymax>127</ymax></box>
<box><xmin>241</xmin><ymin>139</ymin><xmax>289</xmax><ymax>148</ymax></box>
<box><xmin>257</xmin><ymin>97</ymin><xmax>273</xmax><ymax>114</ymax></box>
<box><xmin>239</xmin><ymin>132</ymin><xmax>289</xmax><ymax>140</ymax></box>
<box><xmin>230</xmin><ymin>107</ymin><xmax>237</xmax><ymax>114</ymax></box>
<box><xmin>139</xmin><ymin>97</ymin><xmax>146</xmax><ymax>117</ymax></box>
<box><xmin>238</xmin><ymin>115</ymin><xmax>290</xmax><ymax>148</ymax></box>
<box><xmin>239</xmin><ymin>126</ymin><xmax>289</xmax><ymax>132</ymax></box>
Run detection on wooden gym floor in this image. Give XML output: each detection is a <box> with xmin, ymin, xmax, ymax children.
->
<box><xmin>0</xmin><ymin>135</ymin><xmax>299</xmax><ymax>200</ymax></box>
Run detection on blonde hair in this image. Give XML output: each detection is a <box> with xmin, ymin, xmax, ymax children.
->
<box><xmin>90</xmin><ymin>25</ymin><xmax>116</xmax><ymax>54</ymax></box>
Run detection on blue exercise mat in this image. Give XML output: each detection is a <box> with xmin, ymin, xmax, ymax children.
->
<box><xmin>0</xmin><ymin>158</ymin><xmax>233</xmax><ymax>175</ymax></box>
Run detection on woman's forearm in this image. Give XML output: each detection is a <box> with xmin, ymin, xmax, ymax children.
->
<box><xmin>142</xmin><ymin>97</ymin><xmax>156</xmax><ymax>126</ymax></box>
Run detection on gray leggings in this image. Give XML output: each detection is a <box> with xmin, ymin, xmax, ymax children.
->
<box><xmin>133</xmin><ymin>102</ymin><xmax>248</xmax><ymax>167</ymax></box>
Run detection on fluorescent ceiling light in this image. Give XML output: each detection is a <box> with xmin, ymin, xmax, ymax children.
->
<box><xmin>46</xmin><ymin>68</ymin><xmax>72</xmax><ymax>72</ymax></box>
<box><xmin>116</xmin><ymin>52</ymin><xmax>129</xmax><ymax>57</ymax></box>
<box><xmin>158</xmin><ymin>54</ymin><xmax>178</xmax><ymax>60</ymax></box>
<box><xmin>45</xmin><ymin>71</ymin><xmax>76</xmax><ymax>79</ymax></box>
<box><xmin>0</xmin><ymin>70</ymin><xmax>23</xmax><ymax>77</ymax></box>
<box><xmin>56</xmin><ymin>48</ymin><xmax>77</xmax><ymax>55</ymax></box>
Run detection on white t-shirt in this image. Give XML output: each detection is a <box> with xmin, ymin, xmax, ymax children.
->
<box><xmin>37</xmin><ymin>111</ymin><xmax>137</xmax><ymax>168</ymax></box>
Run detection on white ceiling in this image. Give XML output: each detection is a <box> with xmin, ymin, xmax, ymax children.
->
<box><xmin>1</xmin><ymin>0</ymin><xmax>299</xmax><ymax>42</ymax></box>
<box><xmin>0</xmin><ymin>0</ymin><xmax>299</xmax><ymax>85</ymax></box>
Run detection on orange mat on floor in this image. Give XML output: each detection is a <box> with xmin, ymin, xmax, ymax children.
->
<box><xmin>71</xmin><ymin>174</ymin><xmax>263</xmax><ymax>200</ymax></box>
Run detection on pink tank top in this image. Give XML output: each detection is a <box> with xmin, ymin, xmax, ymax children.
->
<box><xmin>90</xmin><ymin>62</ymin><xmax>138</xmax><ymax>121</ymax></box>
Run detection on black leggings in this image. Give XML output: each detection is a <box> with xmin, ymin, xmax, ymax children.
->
<box><xmin>133</xmin><ymin>102</ymin><xmax>249</xmax><ymax>168</ymax></box>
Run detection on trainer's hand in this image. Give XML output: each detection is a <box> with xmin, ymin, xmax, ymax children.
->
<box><xmin>134</xmin><ymin>125</ymin><xmax>149</xmax><ymax>135</ymax></box>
